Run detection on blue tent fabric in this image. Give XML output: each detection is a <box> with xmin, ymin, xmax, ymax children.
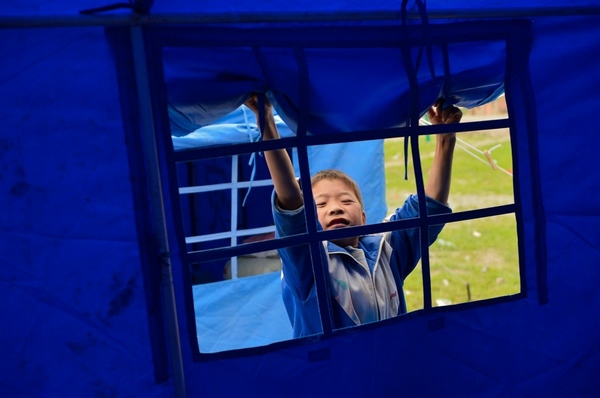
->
<box><xmin>162</xmin><ymin>36</ymin><xmax>506</xmax><ymax>135</ymax></box>
<box><xmin>0</xmin><ymin>27</ymin><xmax>169</xmax><ymax>396</ymax></box>
<box><xmin>173</xmin><ymin>105</ymin><xmax>388</xmax><ymax>224</ymax></box>
<box><xmin>2</xmin><ymin>2</ymin><xmax>600</xmax><ymax>397</ymax></box>
<box><xmin>193</xmin><ymin>271</ymin><xmax>292</xmax><ymax>352</ymax></box>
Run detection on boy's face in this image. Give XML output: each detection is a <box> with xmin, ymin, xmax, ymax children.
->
<box><xmin>312</xmin><ymin>178</ymin><xmax>366</xmax><ymax>248</ymax></box>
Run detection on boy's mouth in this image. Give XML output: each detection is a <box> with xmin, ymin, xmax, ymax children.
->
<box><xmin>328</xmin><ymin>218</ymin><xmax>349</xmax><ymax>228</ymax></box>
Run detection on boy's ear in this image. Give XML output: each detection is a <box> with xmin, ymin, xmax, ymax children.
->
<box><xmin>362</xmin><ymin>211</ymin><xmax>367</xmax><ymax>225</ymax></box>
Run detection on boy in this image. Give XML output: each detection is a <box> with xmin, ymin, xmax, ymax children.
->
<box><xmin>244</xmin><ymin>94</ymin><xmax>462</xmax><ymax>337</ymax></box>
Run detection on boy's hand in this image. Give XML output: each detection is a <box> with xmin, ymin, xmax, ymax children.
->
<box><xmin>244</xmin><ymin>94</ymin><xmax>272</xmax><ymax>115</ymax></box>
<box><xmin>427</xmin><ymin>99</ymin><xmax>462</xmax><ymax>127</ymax></box>
<box><xmin>244</xmin><ymin>94</ymin><xmax>277</xmax><ymax>140</ymax></box>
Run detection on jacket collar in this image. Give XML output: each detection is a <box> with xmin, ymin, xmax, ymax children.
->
<box><xmin>326</xmin><ymin>234</ymin><xmax>383</xmax><ymax>255</ymax></box>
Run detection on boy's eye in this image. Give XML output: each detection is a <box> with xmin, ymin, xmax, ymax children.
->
<box><xmin>316</xmin><ymin>202</ymin><xmax>326</xmax><ymax>207</ymax></box>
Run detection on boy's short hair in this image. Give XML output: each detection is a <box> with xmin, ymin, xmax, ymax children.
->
<box><xmin>310</xmin><ymin>169</ymin><xmax>364</xmax><ymax>210</ymax></box>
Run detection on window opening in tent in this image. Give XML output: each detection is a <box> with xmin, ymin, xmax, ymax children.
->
<box><xmin>149</xmin><ymin>22</ymin><xmax>533</xmax><ymax>356</ymax></box>
<box><xmin>169</xmin><ymin>96</ymin><xmax>521</xmax><ymax>350</ymax></box>
<box><xmin>172</xmin><ymin>92</ymin><xmax>520</xmax><ymax>342</ymax></box>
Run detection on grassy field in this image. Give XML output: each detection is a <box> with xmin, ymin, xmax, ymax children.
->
<box><xmin>384</xmin><ymin>112</ymin><xmax>521</xmax><ymax>311</ymax></box>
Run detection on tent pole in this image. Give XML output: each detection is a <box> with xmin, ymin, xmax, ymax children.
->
<box><xmin>230</xmin><ymin>155</ymin><xmax>239</xmax><ymax>279</ymax></box>
<box><xmin>130</xmin><ymin>25</ymin><xmax>187</xmax><ymax>397</ymax></box>
<box><xmin>2</xmin><ymin>6</ymin><xmax>600</xmax><ymax>28</ymax></box>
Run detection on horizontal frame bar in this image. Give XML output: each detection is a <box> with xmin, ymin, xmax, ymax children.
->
<box><xmin>2</xmin><ymin>6</ymin><xmax>600</xmax><ymax>29</ymax></box>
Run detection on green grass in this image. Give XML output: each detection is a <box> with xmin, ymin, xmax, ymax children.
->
<box><xmin>384</xmin><ymin>121</ymin><xmax>521</xmax><ymax>311</ymax></box>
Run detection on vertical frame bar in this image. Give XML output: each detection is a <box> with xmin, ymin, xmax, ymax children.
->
<box><xmin>129</xmin><ymin>25</ymin><xmax>187</xmax><ymax>396</ymax></box>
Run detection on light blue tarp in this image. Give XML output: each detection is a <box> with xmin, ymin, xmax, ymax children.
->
<box><xmin>194</xmin><ymin>271</ymin><xmax>291</xmax><ymax>352</ymax></box>
<box><xmin>173</xmin><ymin>105</ymin><xmax>387</xmax><ymax>222</ymax></box>
<box><xmin>1</xmin><ymin>1</ymin><xmax>600</xmax><ymax>397</ymax></box>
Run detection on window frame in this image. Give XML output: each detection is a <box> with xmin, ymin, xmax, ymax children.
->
<box><xmin>123</xmin><ymin>18</ymin><xmax>542</xmax><ymax>362</ymax></box>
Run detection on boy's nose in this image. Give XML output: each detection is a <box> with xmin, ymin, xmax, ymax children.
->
<box><xmin>328</xmin><ymin>205</ymin><xmax>343</xmax><ymax>215</ymax></box>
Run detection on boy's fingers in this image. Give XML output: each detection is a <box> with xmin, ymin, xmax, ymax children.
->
<box><xmin>427</xmin><ymin>106</ymin><xmax>436</xmax><ymax>119</ymax></box>
<box><xmin>441</xmin><ymin>105</ymin><xmax>462</xmax><ymax>123</ymax></box>
<box><xmin>450</xmin><ymin>106</ymin><xmax>462</xmax><ymax>121</ymax></box>
<box><xmin>428</xmin><ymin>98</ymin><xmax>446</xmax><ymax>122</ymax></box>
<box><xmin>244</xmin><ymin>94</ymin><xmax>256</xmax><ymax>105</ymax></box>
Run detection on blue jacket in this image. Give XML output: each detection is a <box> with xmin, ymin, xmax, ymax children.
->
<box><xmin>272</xmin><ymin>193</ymin><xmax>451</xmax><ymax>338</ymax></box>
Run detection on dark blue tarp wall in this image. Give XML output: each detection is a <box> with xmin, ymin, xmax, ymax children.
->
<box><xmin>1</xmin><ymin>2</ymin><xmax>600</xmax><ymax>397</ymax></box>
<box><xmin>0</xmin><ymin>27</ymin><xmax>170</xmax><ymax>396</ymax></box>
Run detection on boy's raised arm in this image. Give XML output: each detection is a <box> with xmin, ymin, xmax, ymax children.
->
<box><xmin>424</xmin><ymin>99</ymin><xmax>462</xmax><ymax>205</ymax></box>
<box><xmin>244</xmin><ymin>95</ymin><xmax>304</xmax><ymax>211</ymax></box>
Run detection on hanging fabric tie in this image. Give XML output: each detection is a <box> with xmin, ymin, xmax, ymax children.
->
<box><xmin>241</xmin><ymin>104</ymin><xmax>262</xmax><ymax>207</ymax></box>
<box><xmin>240</xmin><ymin>47</ymin><xmax>273</xmax><ymax>206</ymax></box>
<box><xmin>400</xmin><ymin>0</ymin><xmax>436</xmax><ymax>181</ymax></box>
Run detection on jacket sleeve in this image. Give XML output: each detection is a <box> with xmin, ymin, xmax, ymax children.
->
<box><xmin>387</xmin><ymin>194</ymin><xmax>452</xmax><ymax>280</ymax></box>
<box><xmin>271</xmin><ymin>189</ymin><xmax>318</xmax><ymax>301</ymax></box>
